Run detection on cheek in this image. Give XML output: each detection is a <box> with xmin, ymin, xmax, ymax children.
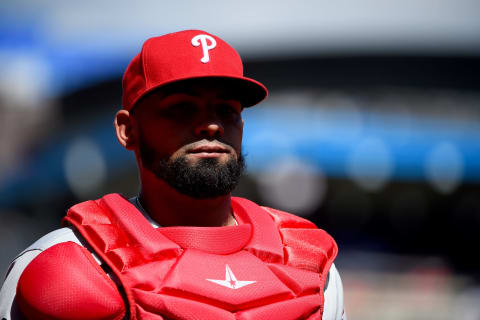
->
<box><xmin>137</xmin><ymin>121</ymin><xmax>177</xmax><ymax>158</ymax></box>
<box><xmin>226</xmin><ymin>120</ymin><xmax>243</xmax><ymax>155</ymax></box>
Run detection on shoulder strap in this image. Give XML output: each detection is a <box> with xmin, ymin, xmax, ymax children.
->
<box><xmin>261</xmin><ymin>205</ymin><xmax>338</xmax><ymax>275</ymax></box>
<box><xmin>232</xmin><ymin>197</ymin><xmax>337</xmax><ymax>274</ymax></box>
<box><xmin>231</xmin><ymin>197</ymin><xmax>285</xmax><ymax>263</ymax></box>
<box><xmin>62</xmin><ymin>193</ymin><xmax>182</xmax><ymax>320</ymax></box>
<box><xmin>64</xmin><ymin>194</ymin><xmax>181</xmax><ymax>271</ymax></box>
<box><xmin>261</xmin><ymin>205</ymin><xmax>338</xmax><ymax>320</ymax></box>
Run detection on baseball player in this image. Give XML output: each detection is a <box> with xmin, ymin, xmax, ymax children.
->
<box><xmin>0</xmin><ymin>30</ymin><xmax>346</xmax><ymax>320</ymax></box>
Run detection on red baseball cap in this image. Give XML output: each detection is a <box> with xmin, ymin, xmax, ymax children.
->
<box><xmin>122</xmin><ymin>30</ymin><xmax>268</xmax><ymax>111</ymax></box>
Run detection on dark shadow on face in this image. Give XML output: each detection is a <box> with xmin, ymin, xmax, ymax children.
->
<box><xmin>134</xmin><ymin>78</ymin><xmax>247</xmax><ymax>198</ymax></box>
<box><xmin>131</xmin><ymin>78</ymin><xmax>247</xmax><ymax>114</ymax></box>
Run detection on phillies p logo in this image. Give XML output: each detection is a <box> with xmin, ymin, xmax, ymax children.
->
<box><xmin>191</xmin><ymin>34</ymin><xmax>217</xmax><ymax>63</ymax></box>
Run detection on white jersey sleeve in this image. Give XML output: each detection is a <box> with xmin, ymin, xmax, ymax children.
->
<box><xmin>323</xmin><ymin>263</ymin><xmax>346</xmax><ymax>320</ymax></box>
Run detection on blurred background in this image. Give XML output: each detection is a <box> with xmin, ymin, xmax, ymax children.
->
<box><xmin>1</xmin><ymin>0</ymin><xmax>479</xmax><ymax>318</ymax></box>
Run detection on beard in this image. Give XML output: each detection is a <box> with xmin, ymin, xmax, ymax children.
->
<box><xmin>138</xmin><ymin>138</ymin><xmax>245</xmax><ymax>199</ymax></box>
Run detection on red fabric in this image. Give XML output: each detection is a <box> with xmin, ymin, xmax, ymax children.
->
<box><xmin>17</xmin><ymin>242</ymin><xmax>125</xmax><ymax>320</ymax></box>
<box><xmin>235</xmin><ymin>295</ymin><xmax>321</xmax><ymax>320</ymax></box>
<box><xmin>160</xmin><ymin>250</ymin><xmax>293</xmax><ymax>310</ymax></box>
<box><xmin>266</xmin><ymin>264</ymin><xmax>321</xmax><ymax>296</ymax></box>
<box><xmin>232</xmin><ymin>198</ymin><xmax>285</xmax><ymax>263</ymax></box>
<box><xmin>99</xmin><ymin>195</ymin><xmax>182</xmax><ymax>260</ymax></box>
<box><xmin>122</xmin><ymin>30</ymin><xmax>268</xmax><ymax>110</ymax></box>
<box><xmin>51</xmin><ymin>193</ymin><xmax>336</xmax><ymax>319</ymax></box>
<box><xmin>158</xmin><ymin>224</ymin><xmax>251</xmax><ymax>254</ymax></box>
<box><xmin>264</xmin><ymin>206</ymin><xmax>338</xmax><ymax>311</ymax></box>
<box><xmin>134</xmin><ymin>294</ymin><xmax>234</xmax><ymax>320</ymax></box>
<box><xmin>261</xmin><ymin>206</ymin><xmax>317</xmax><ymax>229</ymax></box>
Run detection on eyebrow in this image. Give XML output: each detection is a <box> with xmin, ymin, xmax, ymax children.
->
<box><xmin>158</xmin><ymin>93</ymin><xmax>198</xmax><ymax>107</ymax></box>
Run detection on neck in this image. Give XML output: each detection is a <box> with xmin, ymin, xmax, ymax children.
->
<box><xmin>138</xmin><ymin>175</ymin><xmax>236</xmax><ymax>227</ymax></box>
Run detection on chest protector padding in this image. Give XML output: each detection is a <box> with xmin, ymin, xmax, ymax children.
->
<box><xmin>18</xmin><ymin>194</ymin><xmax>337</xmax><ymax>320</ymax></box>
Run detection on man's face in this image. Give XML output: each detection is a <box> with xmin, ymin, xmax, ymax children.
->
<box><xmin>132</xmin><ymin>80</ymin><xmax>245</xmax><ymax>198</ymax></box>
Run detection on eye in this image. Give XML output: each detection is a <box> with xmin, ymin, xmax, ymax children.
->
<box><xmin>159</xmin><ymin>102</ymin><xmax>197</xmax><ymax>118</ymax></box>
<box><xmin>216</xmin><ymin>102</ymin><xmax>242</xmax><ymax>118</ymax></box>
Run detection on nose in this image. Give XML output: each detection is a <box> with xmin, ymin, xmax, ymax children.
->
<box><xmin>194</xmin><ymin>118</ymin><xmax>225</xmax><ymax>139</ymax></box>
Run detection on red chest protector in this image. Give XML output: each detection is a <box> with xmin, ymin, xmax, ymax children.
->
<box><xmin>17</xmin><ymin>194</ymin><xmax>337</xmax><ymax>320</ymax></box>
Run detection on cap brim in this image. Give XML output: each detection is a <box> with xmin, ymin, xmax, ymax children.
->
<box><xmin>132</xmin><ymin>75</ymin><xmax>268</xmax><ymax>110</ymax></box>
<box><xmin>207</xmin><ymin>75</ymin><xmax>268</xmax><ymax>108</ymax></box>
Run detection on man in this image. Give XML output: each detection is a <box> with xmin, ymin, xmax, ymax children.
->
<box><xmin>0</xmin><ymin>30</ymin><xmax>345</xmax><ymax>320</ymax></box>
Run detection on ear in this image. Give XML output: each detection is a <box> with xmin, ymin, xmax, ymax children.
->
<box><xmin>114</xmin><ymin>110</ymin><xmax>136</xmax><ymax>150</ymax></box>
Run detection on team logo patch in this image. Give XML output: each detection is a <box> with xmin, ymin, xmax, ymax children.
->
<box><xmin>191</xmin><ymin>34</ymin><xmax>217</xmax><ymax>63</ymax></box>
<box><xmin>206</xmin><ymin>264</ymin><xmax>256</xmax><ymax>289</ymax></box>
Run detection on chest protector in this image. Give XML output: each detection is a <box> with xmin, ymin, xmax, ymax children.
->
<box><xmin>17</xmin><ymin>194</ymin><xmax>337</xmax><ymax>320</ymax></box>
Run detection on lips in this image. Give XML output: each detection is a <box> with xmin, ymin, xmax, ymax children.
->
<box><xmin>188</xmin><ymin>144</ymin><xmax>230</xmax><ymax>154</ymax></box>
